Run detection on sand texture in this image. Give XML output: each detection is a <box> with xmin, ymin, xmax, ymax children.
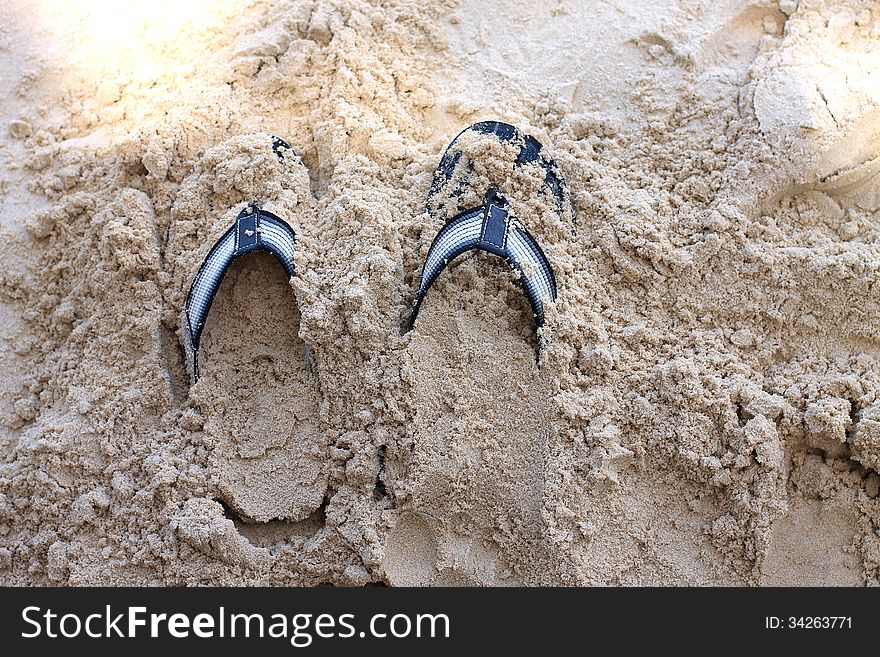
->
<box><xmin>0</xmin><ymin>0</ymin><xmax>878</xmax><ymax>585</ymax></box>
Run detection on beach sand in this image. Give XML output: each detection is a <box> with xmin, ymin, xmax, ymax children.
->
<box><xmin>0</xmin><ymin>0</ymin><xmax>878</xmax><ymax>585</ymax></box>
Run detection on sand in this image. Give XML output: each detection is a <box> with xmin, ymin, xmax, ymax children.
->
<box><xmin>0</xmin><ymin>0</ymin><xmax>878</xmax><ymax>586</ymax></box>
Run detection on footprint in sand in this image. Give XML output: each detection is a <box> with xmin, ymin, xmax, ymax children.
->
<box><xmin>170</xmin><ymin>134</ymin><xmax>327</xmax><ymax>524</ymax></box>
<box><xmin>395</xmin><ymin>256</ymin><xmax>553</xmax><ymax>586</ymax></box>
<box><xmin>196</xmin><ymin>250</ymin><xmax>325</xmax><ymax>522</ymax></box>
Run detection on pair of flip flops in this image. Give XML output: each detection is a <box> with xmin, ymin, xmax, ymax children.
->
<box><xmin>183</xmin><ymin>122</ymin><xmax>567</xmax><ymax>381</ymax></box>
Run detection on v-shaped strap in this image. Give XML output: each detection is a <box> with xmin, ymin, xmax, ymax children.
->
<box><xmin>409</xmin><ymin>189</ymin><xmax>557</xmax><ymax>331</ymax></box>
<box><xmin>184</xmin><ymin>203</ymin><xmax>296</xmax><ymax>381</ymax></box>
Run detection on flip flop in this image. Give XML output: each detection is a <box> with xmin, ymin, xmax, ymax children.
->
<box><xmin>172</xmin><ymin>133</ymin><xmax>327</xmax><ymax>525</ymax></box>
<box><xmin>408</xmin><ymin>121</ymin><xmax>566</xmax><ymax>334</ymax></box>
<box><xmin>183</xmin><ymin>198</ymin><xmax>296</xmax><ymax>381</ymax></box>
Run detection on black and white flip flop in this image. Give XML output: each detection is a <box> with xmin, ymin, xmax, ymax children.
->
<box><xmin>409</xmin><ymin>121</ymin><xmax>567</xmax><ymax>334</ymax></box>
<box><xmin>183</xmin><ymin>201</ymin><xmax>297</xmax><ymax>381</ymax></box>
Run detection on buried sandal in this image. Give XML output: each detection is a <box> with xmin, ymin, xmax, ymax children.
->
<box><xmin>408</xmin><ymin>121</ymin><xmax>568</xmax><ymax>335</ymax></box>
<box><xmin>393</xmin><ymin>123</ymin><xmax>568</xmax><ymax>583</ymax></box>
<box><xmin>174</xmin><ymin>133</ymin><xmax>326</xmax><ymax>524</ymax></box>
